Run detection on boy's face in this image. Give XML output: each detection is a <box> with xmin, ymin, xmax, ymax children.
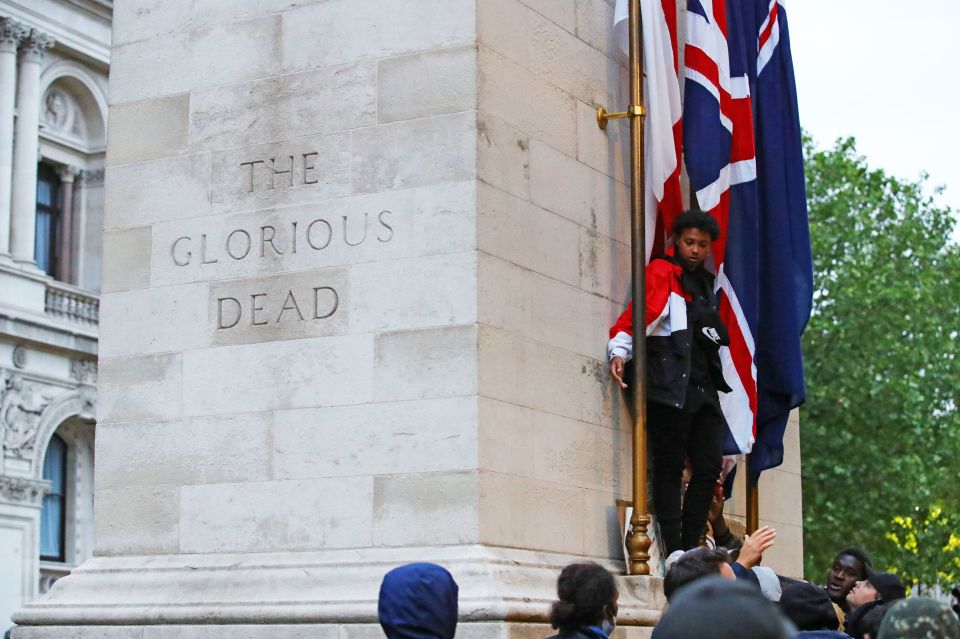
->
<box><xmin>675</xmin><ymin>227</ymin><xmax>712</xmax><ymax>271</ymax></box>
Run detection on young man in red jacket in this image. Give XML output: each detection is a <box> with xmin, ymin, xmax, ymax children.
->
<box><xmin>608</xmin><ymin>210</ymin><xmax>732</xmax><ymax>554</ymax></box>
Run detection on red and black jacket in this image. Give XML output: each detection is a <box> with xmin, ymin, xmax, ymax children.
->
<box><xmin>607</xmin><ymin>249</ymin><xmax>732</xmax><ymax>408</ymax></box>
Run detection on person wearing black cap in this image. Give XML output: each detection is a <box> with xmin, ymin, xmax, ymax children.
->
<box><xmin>844</xmin><ymin>573</ymin><xmax>906</xmax><ymax>639</ymax></box>
<box><xmin>847</xmin><ymin>573</ymin><xmax>907</xmax><ymax>609</ymax></box>
<box><xmin>778</xmin><ymin>581</ymin><xmax>848</xmax><ymax>637</ymax></box>
<box><xmin>652</xmin><ymin>576</ymin><xmax>794</xmax><ymax>639</ymax></box>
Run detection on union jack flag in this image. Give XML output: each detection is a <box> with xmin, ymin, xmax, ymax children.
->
<box><xmin>684</xmin><ymin>0</ymin><xmax>812</xmax><ymax>479</ymax></box>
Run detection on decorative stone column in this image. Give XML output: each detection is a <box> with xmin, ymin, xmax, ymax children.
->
<box><xmin>0</xmin><ymin>17</ymin><xmax>27</xmax><ymax>263</ymax></box>
<box><xmin>56</xmin><ymin>165</ymin><xmax>77</xmax><ymax>283</ymax></box>
<box><xmin>9</xmin><ymin>28</ymin><xmax>54</xmax><ymax>269</ymax></box>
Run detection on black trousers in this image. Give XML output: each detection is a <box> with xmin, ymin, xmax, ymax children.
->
<box><xmin>648</xmin><ymin>384</ymin><xmax>725</xmax><ymax>554</ymax></box>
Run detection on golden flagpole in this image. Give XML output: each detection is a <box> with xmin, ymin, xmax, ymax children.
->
<box><xmin>746</xmin><ymin>457</ymin><xmax>759</xmax><ymax>534</ymax></box>
<box><xmin>597</xmin><ymin>0</ymin><xmax>651</xmax><ymax>576</ymax></box>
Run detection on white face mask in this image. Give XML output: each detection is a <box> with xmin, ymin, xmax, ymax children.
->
<box><xmin>601</xmin><ymin>609</ymin><xmax>616</xmax><ymax>636</ymax></box>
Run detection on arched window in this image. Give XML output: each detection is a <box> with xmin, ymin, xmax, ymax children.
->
<box><xmin>40</xmin><ymin>434</ymin><xmax>68</xmax><ymax>561</ymax></box>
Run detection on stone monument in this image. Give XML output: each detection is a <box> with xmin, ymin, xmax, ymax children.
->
<box><xmin>13</xmin><ymin>1</ymin><xmax>803</xmax><ymax>637</ymax></box>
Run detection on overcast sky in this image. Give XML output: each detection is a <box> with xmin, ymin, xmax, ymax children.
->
<box><xmin>788</xmin><ymin>1</ymin><xmax>960</xmax><ymax>221</ymax></box>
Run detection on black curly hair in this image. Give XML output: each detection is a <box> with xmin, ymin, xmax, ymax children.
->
<box><xmin>834</xmin><ymin>547</ymin><xmax>873</xmax><ymax>578</ymax></box>
<box><xmin>549</xmin><ymin>563</ymin><xmax>617</xmax><ymax>632</ymax></box>
<box><xmin>672</xmin><ymin>209</ymin><xmax>721</xmax><ymax>241</ymax></box>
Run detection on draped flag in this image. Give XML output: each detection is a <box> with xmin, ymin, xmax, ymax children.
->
<box><xmin>614</xmin><ymin>0</ymin><xmax>684</xmax><ymax>261</ymax></box>
<box><xmin>684</xmin><ymin>0</ymin><xmax>760</xmax><ymax>457</ymax></box>
<box><xmin>683</xmin><ymin>0</ymin><xmax>812</xmax><ymax>480</ymax></box>
<box><xmin>748</xmin><ymin>0</ymin><xmax>813</xmax><ymax>482</ymax></box>
<box><xmin>611</xmin><ymin>0</ymin><xmax>811</xmax><ymax>481</ymax></box>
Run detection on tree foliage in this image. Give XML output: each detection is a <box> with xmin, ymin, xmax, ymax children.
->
<box><xmin>800</xmin><ymin>136</ymin><xmax>960</xmax><ymax>586</ymax></box>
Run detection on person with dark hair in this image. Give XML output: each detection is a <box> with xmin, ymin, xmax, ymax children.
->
<box><xmin>378</xmin><ymin>563</ymin><xmax>459</xmax><ymax>639</ymax></box>
<box><xmin>844</xmin><ymin>573</ymin><xmax>907</xmax><ymax>639</ymax></box>
<box><xmin>547</xmin><ymin>563</ymin><xmax>619</xmax><ymax>639</ymax></box>
<box><xmin>663</xmin><ymin>548</ymin><xmax>736</xmax><ymax>601</ymax></box>
<box><xmin>825</xmin><ymin>548</ymin><xmax>873</xmax><ymax>617</ymax></box>
<box><xmin>877</xmin><ymin>598</ymin><xmax>960</xmax><ymax>639</ymax></box>
<box><xmin>653</xmin><ymin>576</ymin><xmax>794</xmax><ymax>639</ymax></box>
<box><xmin>607</xmin><ymin>210</ymin><xmax>736</xmax><ymax>554</ymax></box>
<box><xmin>859</xmin><ymin>602</ymin><xmax>892</xmax><ymax>639</ymax></box>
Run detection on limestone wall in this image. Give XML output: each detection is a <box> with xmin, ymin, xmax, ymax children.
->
<box><xmin>475</xmin><ymin>0</ymin><xmax>633</xmax><ymax>559</ymax></box>
<box><xmin>97</xmin><ymin>0</ymin><xmax>482</xmax><ymax>558</ymax></box>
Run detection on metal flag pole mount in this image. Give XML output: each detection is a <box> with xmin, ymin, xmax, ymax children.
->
<box><xmin>596</xmin><ymin>0</ymin><xmax>651</xmax><ymax>577</ymax></box>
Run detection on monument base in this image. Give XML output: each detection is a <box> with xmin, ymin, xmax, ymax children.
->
<box><xmin>13</xmin><ymin>622</ymin><xmax>654</xmax><ymax>639</ymax></box>
<box><xmin>12</xmin><ymin>545</ymin><xmax>662</xmax><ymax>635</ymax></box>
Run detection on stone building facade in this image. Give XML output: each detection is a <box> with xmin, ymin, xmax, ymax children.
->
<box><xmin>0</xmin><ymin>0</ymin><xmax>110</xmax><ymax>630</ymax></box>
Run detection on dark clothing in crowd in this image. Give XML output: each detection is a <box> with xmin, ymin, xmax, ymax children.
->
<box><xmin>679</xmin><ymin>266</ymin><xmax>729</xmax><ymax>390</ymax></box>
<box><xmin>878</xmin><ymin>598</ymin><xmax>960</xmax><ymax>639</ymax></box>
<box><xmin>729</xmin><ymin>560</ymin><xmax>761</xmax><ymax>590</ymax></box>
<box><xmin>652</xmin><ymin>576</ymin><xmax>793</xmax><ymax>639</ymax></box>
<box><xmin>796</xmin><ymin>632</ymin><xmax>852</xmax><ymax>639</ymax></box>
<box><xmin>846</xmin><ymin>601</ymin><xmax>884</xmax><ymax>639</ymax></box>
<box><xmin>378</xmin><ymin>563</ymin><xmax>458</xmax><ymax>639</ymax></box>
<box><xmin>780</xmin><ymin>582</ymin><xmax>842</xmax><ymax>632</ymax></box>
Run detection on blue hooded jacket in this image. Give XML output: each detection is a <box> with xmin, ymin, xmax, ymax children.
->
<box><xmin>378</xmin><ymin>563</ymin><xmax>459</xmax><ymax>639</ymax></box>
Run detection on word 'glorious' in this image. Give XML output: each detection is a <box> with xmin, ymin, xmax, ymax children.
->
<box><xmin>171</xmin><ymin>211</ymin><xmax>393</xmax><ymax>267</ymax></box>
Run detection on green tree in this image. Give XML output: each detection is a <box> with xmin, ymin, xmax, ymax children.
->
<box><xmin>885</xmin><ymin>505</ymin><xmax>960</xmax><ymax>593</ymax></box>
<box><xmin>800</xmin><ymin>136</ymin><xmax>960</xmax><ymax>586</ymax></box>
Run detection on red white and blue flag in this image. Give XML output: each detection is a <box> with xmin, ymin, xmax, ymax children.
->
<box><xmin>613</xmin><ymin>0</ymin><xmax>812</xmax><ymax>479</ymax></box>
<box><xmin>683</xmin><ymin>0</ymin><xmax>812</xmax><ymax>479</ymax></box>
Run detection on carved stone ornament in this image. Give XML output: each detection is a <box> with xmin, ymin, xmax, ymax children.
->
<box><xmin>0</xmin><ymin>370</ymin><xmax>52</xmax><ymax>458</ymax></box>
<box><xmin>0</xmin><ymin>475</ymin><xmax>49</xmax><ymax>505</ymax></box>
<box><xmin>0</xmin><ymin>17</ymin><xmax>28</xmax><ymax>54</ymax></box>
<box><xmin>43</xmin><ymin>89</ymin><xmax>69</xmax><ymax>131</ymax></box>
<box><xmin>19</xmin><ymin>29</ymin><xmax>54</xmax><ymax>63</ymax></box>
<box><xmin>12</xmin><ymin>345</ymin><xmax>26</xmax><ymax>369</ymax></box>
<box><xmin>70</xmin><ymin>359</ymin><xmax>98</xmax><ymax>385</ymax></box>
<box><xmin>78</xmin><ymin>384</ymin><xmax>96</xmax><ymax>421</ymax></box>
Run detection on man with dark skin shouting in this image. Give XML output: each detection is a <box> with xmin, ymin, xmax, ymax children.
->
<box><xmin>608</xmin><ymin>210</ymin><xmax>771</xmax><ymax>555</ymax></box>
<box><xmin>825</xmin><ymin>548</ymin><xmax>872</xmax><ymax>618</ymax></box>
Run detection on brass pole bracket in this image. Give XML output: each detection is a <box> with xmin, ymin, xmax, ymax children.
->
<box><xmin>596</xmin><ymin>104</ymin><xmax>647</xmax><ymax>130</ymax></box>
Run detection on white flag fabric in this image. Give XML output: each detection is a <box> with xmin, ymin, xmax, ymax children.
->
<box><xmin>613</xmin><ymin>0</ymin><xmax>684</xmax><ymax>261</ymax></box>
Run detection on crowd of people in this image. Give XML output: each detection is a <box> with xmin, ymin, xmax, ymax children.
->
<box><xmin>375</xmin><ymin>557</ymin><xmax>960</xmax><ymax>639</ymax></box>
<box><xmin>372</xmin><ymin>210</ymin><xmax>960</xmax><ymax>639</ymax></box>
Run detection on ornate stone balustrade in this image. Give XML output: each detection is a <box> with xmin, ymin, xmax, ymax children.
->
<box><xmin>44</xmin><ymin>281</ymin><xmax>99</xmax><ymax>326</ymax></box>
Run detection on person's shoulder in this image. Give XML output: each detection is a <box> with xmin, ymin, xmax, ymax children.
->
<box><xmin>648</xmin><ymin>256</ymin><xmax>680</xmax><ymax>277</ymax></box>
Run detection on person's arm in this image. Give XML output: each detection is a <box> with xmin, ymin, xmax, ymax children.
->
<box><xmin>707</xmin><ymin>493</ymin><xmax>743</xmax><ymax>551</ymax></box>
<box><xmin>730</xmin><ymin>561</ymin><xmax>760</xmax><ymax>588</ymax></box>
<box><xmin>734</xmin><ymin>526</ymin><xmax>776</xmax><ymax>570</ymax></box>
<box><xmin>608</xmin><ymin>262</ymin><xmax>674</xmax><ymax>388</ymax></box>
<box><xmin>608</xmin><ymin>303</ymin><xmax>633</xmax><ymax>389</ymax></box>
